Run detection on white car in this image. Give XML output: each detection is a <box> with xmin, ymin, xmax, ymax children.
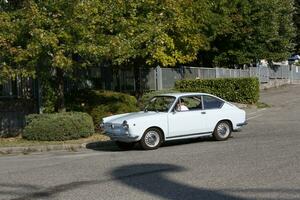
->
<box><xmin>101</xmin><ymin>93</ymin><xmax>247</xmax><ymax>150</ymax></box>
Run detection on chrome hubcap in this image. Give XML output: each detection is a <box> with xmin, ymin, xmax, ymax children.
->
<box><xmin>217</xmin><ymin>123</ymin><xmax>230</xmax><ymax>138</ymax></box>
<box><xmin>145</xmin><ymin>131</ymin><xmax>160</xmax><ymax>147</ymax></box>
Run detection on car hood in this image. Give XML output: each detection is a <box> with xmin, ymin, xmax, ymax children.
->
<box><xmin>106</xmin><ymin>111</ymin><xmax>164</xmax><ymax>124</ymax></box>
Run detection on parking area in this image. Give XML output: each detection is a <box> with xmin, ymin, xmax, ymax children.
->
<box><xmin>0</xmin><ymin>85</ymin><xmax>300</xmax><ymax>200</ymax></box>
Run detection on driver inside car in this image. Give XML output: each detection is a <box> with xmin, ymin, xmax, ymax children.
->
<box><xmin>176</xmin><ymin>99</ymin><xmax>189</xmax><ymax>111</ymax></box>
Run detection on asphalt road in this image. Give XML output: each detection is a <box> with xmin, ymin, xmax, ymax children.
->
<box><xmin>1</xmin><ymin>85</ymin><xmax>300</xmax><ymax>200</ymax></box>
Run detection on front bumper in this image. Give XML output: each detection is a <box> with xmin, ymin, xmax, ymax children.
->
<box><xmin>105</xmin><ymin>132</ymin><xmax>139</xmax><ymax>142</ymax></box>
<box><xmin>102</xmin><ymin>122</ymin><xmax>139</xmax><ymax>142</ymax></box>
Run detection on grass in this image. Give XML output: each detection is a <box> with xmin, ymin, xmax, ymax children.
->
<box><xmin>0</xmin><ymin>133</ymin><xmax>109</xmax><ymax>148</ymax></box>
<box><xmin>256</xmin><ymin>101</ymin><xmax>270</xmax><ymax>109</ymax></box>
<box><xmin>232</xmin><ymin>101</ymin><xmax>270</xmax><ymax>109</ymax></box>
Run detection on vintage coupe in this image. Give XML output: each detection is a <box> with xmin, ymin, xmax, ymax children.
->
<box><xmin>101</xmin><ymin>93</ymin><xmax>247</xmax><ymax>150</ymax></box>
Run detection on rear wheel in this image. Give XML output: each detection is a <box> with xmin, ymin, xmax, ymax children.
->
<box><xmin>115</xmin><ymin>141</ymin><xmax>135</xmax><ymax>150</ymax></box>
<box><xmin>213</xmin><ymin>121</ymin><xmax>232</xmax><ymax>141</ymax></box>
<box><xmin>140</xmin><ymin>128</ymin><xmax>163</xmax><ymax>150</ymax></box>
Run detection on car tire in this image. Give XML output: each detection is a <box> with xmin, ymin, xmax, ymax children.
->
<box><xmin>213</xmin><ymin>121</ymin><xmax>232</xmax><ymax>141</ymax></box>
<box><xmin>115</xmin><ymin>141</ymin><xmax>135</xmax><ymax>150</ymax></box>
<box><xmin>140</xmin><ymin>128</ymin><xmax>163</xmax><ymax>150</ymax></box>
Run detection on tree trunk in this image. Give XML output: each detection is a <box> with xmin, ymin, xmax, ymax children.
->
<box><xmin>55</xmin><ymin>68</ymin><xmax>66</xmax><ymax>112</ymax></box>
<box><xmin>133</xmin><ymin>66</ymin><xmax>143</xmax><ymax>101</ymax></box>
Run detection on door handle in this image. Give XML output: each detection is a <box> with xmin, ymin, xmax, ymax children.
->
<box><xmin>201</xmin><ymin>111</ymin><xmax>206</xmax><ymax>114</ymax></box>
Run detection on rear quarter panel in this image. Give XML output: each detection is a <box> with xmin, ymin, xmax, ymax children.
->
<box><xmin>220</xmin><ymin>104</ymin><xmax>246</xmax><ymax>130</ymax></box>
<box><xmin>203</xmin><ymin>103</ymin><xmax>246</xmax><ymax>132</ymax></box>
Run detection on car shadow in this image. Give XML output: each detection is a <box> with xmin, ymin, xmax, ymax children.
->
<box><xmin>2</xmin><ymin>163</ymin><xmax>299</xmax><ymax>199</ymax></box>
<box><xmin>85</xmin><ymin>141</ymin><xmax>121</xmax><ymax>152</ymax></box>
<box><xmin>0</xmin><ymin>163</ymin><xmax>250</xmax><ymax>200</ymax></box>
<box><xmin>110</xmin><ymin>163</ymin><xmax>247</xmax><ymax>200</ymax></box>
<box><xmin>85</xmin><ymin>136</ymin><xmax>217</xmax><ymax>152</ymax></box>
<box><xmin>163</xmin><ymin>136</ymin><xmax>216</xmax><ymax>147</ymax></box>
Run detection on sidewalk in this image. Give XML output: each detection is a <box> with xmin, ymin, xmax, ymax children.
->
<box><xmin>0</xmin><ymin>134</ymin><xmax>110</xmax><ymax>155</ymax></box>
<box><xmin>0</xmin><ymin>143</ymin><xmax>86</xmax><ymax>155</ymax></box>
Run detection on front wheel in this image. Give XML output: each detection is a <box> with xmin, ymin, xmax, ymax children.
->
<box><xmin>140</xmin><ymin>128</ymin><xmax>163</xmax><ymax>150</ymax></box>
<box><xmin>213</xmin><ymin>121</ymin><xmax>232</xmax><ymax>141</ymax></box>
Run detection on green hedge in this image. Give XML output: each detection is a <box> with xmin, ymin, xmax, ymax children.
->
<box><xmin>66</xmin><ymin>90</ymin><xmax>139</xmax><ymax>129</ymax></box>
<box><xmin>23</xmin><ymin>112</ymin><xmax>94</xmax><ymax>141</ymax></box>
<box><xmin>175</xmin><ymin>77</ymin><xmax>259</xmax><ymax>104</ymax></box>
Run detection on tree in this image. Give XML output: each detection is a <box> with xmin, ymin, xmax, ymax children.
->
<box><xmin>1</xmin><ymin>0</ymin><xmax>212</xmax><ymax>108</ymax></box>
<box><xmin>0</xmin><ymin>0</ymin><xmax>33</xmax><ymax>84</ymax></box>
<box><xmin>294</xmin><ymin>0</ymin><xmax>300</xmax><ymax>53</ymax></box>
<box><xmin>1</xmin><ymin>0</ymin><xmax>105</xmax><ymax>111</ymax></box>
<box><xmin>72</xmin><ymin>0</ymin><xmax>212</xmax><ymax>93</ymax></box>
<box><xmin>199</xmin><ymin>0</ymin><xmax>295</xmax><ymax>68</ymax></box>
<box><xmin>1</xmin><ymin>0</ymin><xmax>296</xmax><ymax>110</ymax></box>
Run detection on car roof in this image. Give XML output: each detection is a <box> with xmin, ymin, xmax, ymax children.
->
<box><xmin>157</xmin><ymin>92</ymin><xmax>213</xmax><ymax>98</ymax></box>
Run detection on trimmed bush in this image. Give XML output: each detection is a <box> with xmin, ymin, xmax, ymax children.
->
<box><xmin>23</xmin><ymin>112</ymin><xmax>95</xmax><ymax>141</ymax></box>
<box><xmin>175</xmin><ymin>77</ymin><xmax>259</xmax><ymax>104</ymax></box>
<box><xmin>66</xmin><ymin>90</ymin><xmax>139</xmax><ymax>129</ymax></box>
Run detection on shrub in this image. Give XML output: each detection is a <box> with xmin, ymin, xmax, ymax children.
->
<box><xmin>175</xmin><ymin>77</ymin><xmax>259</xmax><ymax>104</ymax></box>
<box><xmin>23</xmin><ymin>112</ymin><xmax>94</xmax><ymax>141</ymax></box>
<box><xmin>65</xmin><ymin>90</ymin><xmax>139</xmax><ymax>128</ymax></box>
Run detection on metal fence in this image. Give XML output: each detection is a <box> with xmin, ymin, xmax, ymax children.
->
<box><xmin>0</xmin><ymin>111</ymin><xmax>25</xmax><ymax>137</ymax></box>
<box><xmin>291</xmin><ymin>65</ymin><xmax>300</xmax><ymax>80</ymax></box>
<box><xmin>2</xmin><ymin>64</ymin><xmax>300</xmax><ymax>95</ymax></box>
<box><xmin>79</xmin><ymin>64</ymin><xmax>300</xmax><ymax>91</ymax></box>
<box><xmin>141</xmin><ymin>65</ymin><xmax>300</xmax><ymax>90</ymax></box>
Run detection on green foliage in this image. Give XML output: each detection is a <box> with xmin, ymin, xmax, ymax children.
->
<box><xmin>0</xmin><ymin>0</ymin><xmax>296</xmax><ymax>99</ymax></box>
<box><xmin>201</xmin><ymin>0</ymin><xmax>295</xmax><ymax>67</ymax></box>
<box><xmin>99</xmin><ymin>0</ymin><xmax>211</xmax><ymax>67</ymax></box>
<box><xmin>175</xmin><ymin>78</ymin><xmax>259</xmax><ymax>104</ymax></box>
<box><xmin>256</xmin><ymin>101</ymin><xmax>270</xmax><ymax>109</ymax></box>
<box><xmin>0</xmin><ymin>0</ymin><xmax>211</xmax><ymax>78</ymax></box>
<box><xmin>40</xmin><ymin>79</ymin><xmax>57</xmax><ymax>113</ymax></box>
<box><xmin>65</xmin><ymin>90</ymin><xmax>139</xmax><ymax>128</ymax></box>
<box><xmin>294</xmin><ymin>0</ymin><xmax>300</xmax><ymax>53</ymax></box>
<box><xmin>23</xmin><ymin>112</ymin><xmax>94</xmax><ymax>141</ymax></box>
<box><xmin>0</xmin><ymin>0</ymin><xmax>212</xmax><ymax>109</ymax></box>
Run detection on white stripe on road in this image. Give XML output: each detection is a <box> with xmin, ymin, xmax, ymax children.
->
<box><xmin>247</xmin><ymin>108</ymin><xmax>267</xmax><ymax>116</ymax></box>
<box><xmin>247</xmin><ymin>114</ymin><xmax>264</xmax><ymax>120</ymax></box>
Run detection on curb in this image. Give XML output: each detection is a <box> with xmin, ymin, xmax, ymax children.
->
<box><xmin>0</xmin><ymin>140</ymin><xmax>116</xmax><ymax>156</ymax></box>
<box><xmin>0</xmin><ymin>143</ymin><xmax>87</xmax><ymax>155</ymax></box>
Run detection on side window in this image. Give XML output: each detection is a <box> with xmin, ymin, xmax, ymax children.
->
<box><xmin>203</xmin><ymin>95</ymin><xmax>224</xmax><ymax>109</ymax></box>
<box><xmin>175</xmin><ymin>96</ymin><xmax>202</xmax><ymax>111</ymax></box>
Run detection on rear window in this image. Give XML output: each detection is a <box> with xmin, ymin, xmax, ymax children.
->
<box><xmin>203</xmin><ymin>95</ymin><xmax>224</xmax><ymax>109</ymax></box>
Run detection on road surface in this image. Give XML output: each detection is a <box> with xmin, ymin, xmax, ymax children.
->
<box><xmin>1</xmin><ymin>85</ymin><xmax>300</xmax><ymax>200</ymax></box>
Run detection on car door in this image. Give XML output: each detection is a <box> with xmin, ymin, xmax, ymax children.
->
<box><xmin>201</xmin><ymin>95</ymin><xmax>225</xmax><ymax>132</ymax></box>
<box><xmin>167</xmin><ymin>96</ymin><xmax>207</xmax><ymax>139</ymax></box>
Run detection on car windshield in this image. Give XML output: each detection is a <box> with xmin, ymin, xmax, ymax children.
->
<box><xmin>145</xmin><ymin>96</ymin><xmax>176</xmax><ymax>112</ymax></box>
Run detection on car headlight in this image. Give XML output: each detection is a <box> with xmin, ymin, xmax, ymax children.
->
<box><xmin>122</xmin><ymin>120</ymin><xmax>129</xmax><ymax>129</ymax></box>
